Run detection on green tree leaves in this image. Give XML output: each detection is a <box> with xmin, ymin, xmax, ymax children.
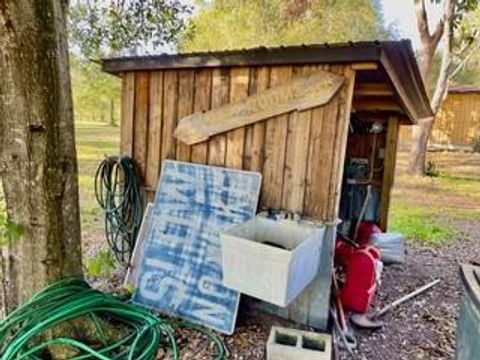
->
<box><xmin>69</xmin><ymin>0</ymin><xmax>192</xmax><ymax>57</ymax></box>
<box><xmin>70</xmin><ymin>55</ymin><xmax>121</xmax><ymax>124</ymax></box>
<box><xmin>179</xmin><ymin>0</ymin><xmax>392</xmax><ymax>52</ymax></box>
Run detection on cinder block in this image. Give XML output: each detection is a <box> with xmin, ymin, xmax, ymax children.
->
<box><xmin>267</xmin><ymin>326</ymin><xmax>332</xmax><ymax>360</ymax></box>
<box><xmin>221</xmin><ymin>217</ymin><xmax>325</xmax><ymax>307</ymax></box>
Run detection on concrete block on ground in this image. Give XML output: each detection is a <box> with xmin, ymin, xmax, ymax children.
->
<box><xmin>221</xmin><ymin>217</ymin><xmax>325</xmax><ymax>307</ymax></box>
<box><xmin>267</xmin><ymin>326</ymin><xmax>331</xmax><ymax>360</ymax></box>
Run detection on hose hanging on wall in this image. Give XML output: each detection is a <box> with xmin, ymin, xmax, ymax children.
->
<box><xmin>94</xmin><ymin>155</ymin><xmax>143</xmax><ymax>263</ymax></box>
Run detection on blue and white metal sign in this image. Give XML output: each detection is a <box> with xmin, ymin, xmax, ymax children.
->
<box><xmin>133</xmin><ymin>160</ymin><xmax>261</xmax><ymax>334</ymax></box>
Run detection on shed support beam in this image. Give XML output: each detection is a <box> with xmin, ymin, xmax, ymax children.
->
<box><xmin>354</xmin><ymin>82</ymin><xmax>395</xmax><ymax>97</ymax></box>
<box><xmin>380</xmin><ymin>115</ymin><xmax>400</xmax><ymax>231</ymax></box>
<box><xmin>353</xmin><ymin>98</ymin><xmax>403</xmax><ymax>113</ymax></box>
<box><xmin>351</xmin><ymin>62</ymin><xmax>378</xmax><ymax>70</ymax></box>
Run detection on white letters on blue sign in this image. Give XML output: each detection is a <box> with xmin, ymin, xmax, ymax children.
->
<box><xmin>133</xmin><ymin>161</ymin><xmax>261</xmax><ymax>334</ymax></box>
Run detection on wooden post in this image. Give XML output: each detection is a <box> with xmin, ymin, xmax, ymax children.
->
<box><xmin>380</xmin><ymin>115</ymin><xmax>400</xmax><ymax>231</ymax></box>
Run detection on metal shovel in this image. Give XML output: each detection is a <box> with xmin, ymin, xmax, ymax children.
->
<box><xmin>350</xmin><ymin>279</ymin><xmax>441</xmax><ymax>329</ymax></box>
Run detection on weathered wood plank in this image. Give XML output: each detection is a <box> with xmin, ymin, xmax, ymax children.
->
<box><xmin>145</xmin><ymin>71</ymin><xmax>163</xmax><ymax>192</ymax></box>
<box><xmin>250</xmin><ymin>67</ymin><xmax>270</xmax><ymax>172</ymax></box>
<box><xmin>286</xmin><ymin>65</ymin><xmax>316</xmax><ymax>325</ymax></box>
<box><xmin>355</xmin><ymin>82</ymin><xmax>395</xmax><ymax>97</ymax></box>
<box><xmin>161</xmin><ymin>70</ymin><xmax>178</xmax><ymax>161</ymax></box>
<box><xmin>380</xmin><ymin>115</ymin><xmax>399</xmax><ymax>230</ymax></box>
<box><xmin>190</xmin><ymin>69</ymin><xmax>212</xmax><ymax>164</ymax></box>
<box><xmin>176</xmin><ymin>70</ymin><xmax>195</xmax><ymax>162</ymax></box>
<box><xmin>292</xmin><ymin>66</ymin><xmax>355</xmax><ymax>329</ymax></box>
<box><xmin>243</xmin><ymin>69</ymin><xmax>255</xmax><ymax>171</ymax></box>
<box><xmin>133</xmin><ymin>71</ymin><xmax>149</xmax><ymax>179</ymax></box>
<box><xmin>226</xmin><ymin>67</ymin><xmax>250</xmax><ymax>169</ymax></box>
<box><xmin>175</xmin><ymin>69</ymin><xmax>345</xmax><ymax>145</ymax></box>
<box><xmin>261</xmin><ymin>66</ymin><xmax>292</xmax><ymax>209</ymax></box>
<box><xmin>243</xmin><ymin>122</ymin><xmax>253</xmax><ymax>170</ymax></box>
<box><xmin>121</xmin><ymin>72</ymin><xmax>135</xmax><ymax>156</ymax></box>
<box><xmin>282</xmin><ymin>66</ymin><xmax>315</xmax><ymax>213</ymax></box>
<box><xmin>327</xmin><ymin>67</ymin><xmax>356</xmax><ymax>219</ymax></box>
<box><xmin>304</xmin><ymin>103</ymin><xmax>325</xmax><ymax>219</ymax></box>
<box><xmin>208</xmin><ymin>68</ymin><xmax>230</xmax><ymax>166</ymax></box>
<box><xmin>304</xmin><ymin>65</ymin><xmax>339</xmax><ymax>219</ymax></box>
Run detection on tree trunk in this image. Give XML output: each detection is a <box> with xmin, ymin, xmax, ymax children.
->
<box><xmin>409</xmin><ymin>0</ymin><xmax>454</xmax><ymax>175</ymax></box>
<box><xmin>0</xmin><ymin>0</ymin><xmax>83</xmax><ymax>314</ymax></box>
<box><xmin>110</xmin><ymin>99</ymin><xmax>116</xmax><ymax>126</ymax></box>
<box><xmin>409</xmin><ymin>117</ymin><xmax>434</xmax><ymax>174</ymax></box>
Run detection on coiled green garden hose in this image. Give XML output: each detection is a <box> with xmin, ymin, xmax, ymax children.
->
<box><xmin>94</xmin><ymin>156</ymin><xmax>144</xmax><ymax>264</ymax></box>
<box><xmin>0</xmin><ymin>278</ymin><xmax>228</xmax><ymax>360</ymax></box>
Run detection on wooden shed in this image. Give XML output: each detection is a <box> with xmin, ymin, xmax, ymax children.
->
<box><xmin>101</xmin><ymin>40</ymin><xmax>432</xmax><ymax>329</ymax></box>
<box><xmin>400</xmin><ymin>84</ymin><xmax>480</xmax><ymax>148</ymax></box>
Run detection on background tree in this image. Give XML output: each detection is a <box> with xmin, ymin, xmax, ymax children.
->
<box><xmin>69</xmin><ymin>0</ymin><xmax>191</xmax><ymax>57</ymax></box>
<box><xmin>409</xmin><ymin>0</ymin><xmax>478</xmax><ymax>175</ymax></box>
<box><xmin>450</xmin><ymin>5</ymin><xmax>480</xmax><ymax>83</ymax></box>
<box><xmin>0</xmin><ymin>1</ymin><xmax>84</xmax><ymax>313</ymax></box>
<box><xmin>70</xmin><ymin>56</ymin><xmax>121</xmax><ymax>125</ymax></box>
<box><xmin>179</xmin><ymin>0</ymin><xmax>392</xmax><ymax>52</ymax></box>
<box><xmin>68</xmin><ymin>0</ymin><xmax>192</xmax><ymax>128</ymax></box>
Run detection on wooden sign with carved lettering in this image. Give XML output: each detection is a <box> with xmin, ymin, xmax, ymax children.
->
<box><xmin>174</xmin><ymin>69</ymin><xmax>344</xmax><ymax>145</ymax></box>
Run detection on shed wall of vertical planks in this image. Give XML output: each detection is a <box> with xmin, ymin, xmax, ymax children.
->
<box><xmin>398</xmin><ymin>92</ymin><xmax>480</xmax><ymax>147</ymax></box>
<box><xmin>121</xmin><ymin>65</ymin><xmax>356</xmax><ymax>223</ymax></box>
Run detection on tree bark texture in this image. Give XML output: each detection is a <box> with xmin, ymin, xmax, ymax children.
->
<box><xmin>0</xmin><ymin>0</ymin><xmax>83</xmax><ymax>314</ymax></box>
<box><xmin>409</xmin><ymin>0</ymin><xmax>454</xmax><ymax>175</ymax></box>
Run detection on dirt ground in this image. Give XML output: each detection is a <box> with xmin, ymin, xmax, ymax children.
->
<box><xmin>136</xmin><ymin>216</ymin><xmax>479</xmax><ymax>360</ymax></box>
<box><xmin>343</xmin><ymin>218</ymin><xmax>479</xmax><ymax>360</ymax></box>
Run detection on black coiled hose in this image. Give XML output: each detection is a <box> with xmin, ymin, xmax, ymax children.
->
<box><xmin>94</xmin><ymin>156</ymin><xmax>143</xmax><ymax>263</ymax></box>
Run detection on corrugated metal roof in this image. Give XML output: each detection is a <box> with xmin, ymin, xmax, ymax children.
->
<box><xmin>101</xmin><ymin>40</ymin><xmax>433</xmax><ymax>121</ymax></box>
<box><xmin>101</xmin><ymin>40</ymin><xmax>387</xmax><ymax>73</ymax></box>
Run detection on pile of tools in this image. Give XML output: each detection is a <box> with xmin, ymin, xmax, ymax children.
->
<box><xmin>331</xmin><ymin>221</ymin><xmax>440</xmax><ymax>356</ymax></box>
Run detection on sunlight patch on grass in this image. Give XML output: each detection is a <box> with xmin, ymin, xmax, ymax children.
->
<box><xmin>389</xmin><ymin>201</ymin><xmax>455</xmax><ymax>246</ymax></box>
<box><xmin>437</xmin><ymin>172</ymin><xmax>480</xmax><ymax>197</ymax></box>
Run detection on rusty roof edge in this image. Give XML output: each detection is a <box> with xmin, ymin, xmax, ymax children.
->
<box><xmin>403</xmin><ymin>40</ymin><xmax>434</xmax><ymax>119</ymax></box>
<box><xmin>100</xmin><ymin>41</ymin><xmax>388</xmax><ymax>74</ymax></box>
<box><xmin>379</xmin><ymin>40</ymin><xmax>433</xmax><ymax>123</ymax></box>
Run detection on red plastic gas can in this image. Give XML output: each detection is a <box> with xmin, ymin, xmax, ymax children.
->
<box><xmin>340</xmin><ymin>245</ymin><xmax>379</xmax><ymax>313</ymax></box>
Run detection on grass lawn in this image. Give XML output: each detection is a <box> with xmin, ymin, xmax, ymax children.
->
<box><xmin>76</xmin><ymin>120</ymin><xmax>119</xmax><ymax>234</ymax></box>
<box><xmin>390</xmin><ymin>150</ymin><xmax>480</xmax><ymax>245</ymax></box>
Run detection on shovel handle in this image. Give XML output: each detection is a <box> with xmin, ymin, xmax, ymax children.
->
<box><xmin>374</xmin><ymin>279</ymin><xmax>441</xmax><ymax>318</ymax></box>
